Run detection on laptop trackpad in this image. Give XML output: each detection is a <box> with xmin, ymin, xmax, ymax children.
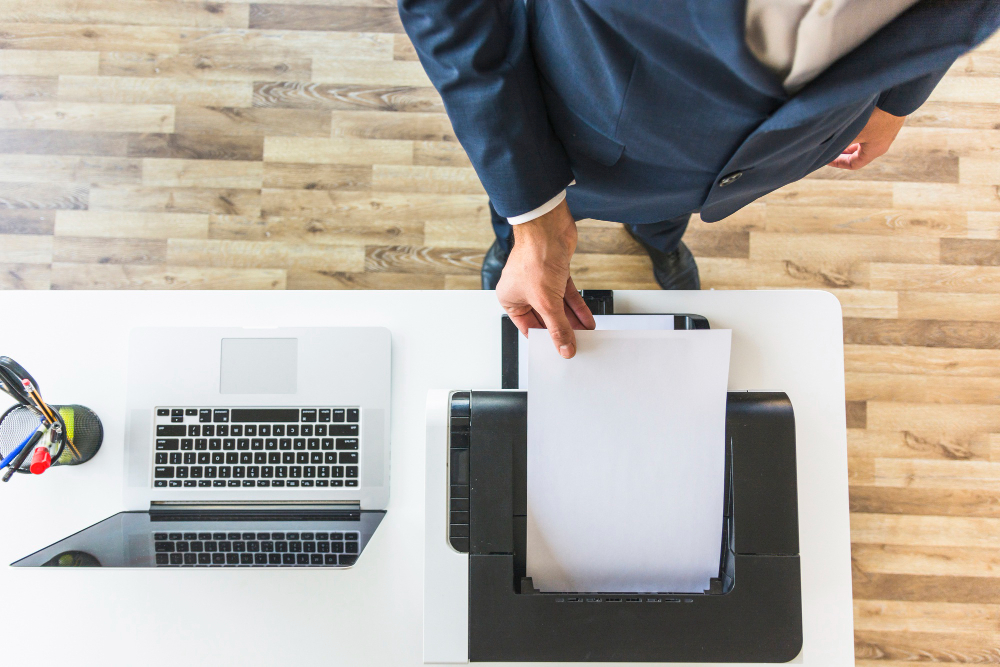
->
<box><xmin>220</xmin><ymin>338</ymin><xmax>297</xmax><ymax>394</ymax></box>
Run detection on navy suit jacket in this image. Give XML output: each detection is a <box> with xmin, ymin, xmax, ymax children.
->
<box><xmin>399</xmin><ymin>0</ymin><xmax>1000</xmax><ymax>224</ymax></box>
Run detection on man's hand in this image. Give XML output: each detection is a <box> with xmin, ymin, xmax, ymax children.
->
<box><xmin>496</xmin><ymin>199</ymin><xmax>596</xmax><ymax>359</ymax></box>
<box><xmin>828</xmin><ymin>107</ymin><xmax>906</xmax><ymax>171</ymax></box>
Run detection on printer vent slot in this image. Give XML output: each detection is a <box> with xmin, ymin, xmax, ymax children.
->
<box><xmin>448</xmin><ymin>391</ymin><xmax>472</xmax><ymax>553</ymax></box>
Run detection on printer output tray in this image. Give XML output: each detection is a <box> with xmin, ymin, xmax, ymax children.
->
<box><xmin>453</xmin><ymin>390</ymin><xmax>802</xmax><ymax>663</ymax></box>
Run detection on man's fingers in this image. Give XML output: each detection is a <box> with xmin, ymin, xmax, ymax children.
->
<box><xmin>535</xmin><ymin>298</ymin><xmax>578</xmax><ymax>359</ymax></box>
<box><xmin>828</xmin><ymin>143</ymin><xmax>861</xmax><ymax>169</ymax></box>
<box><xmin>509</xmin><ymin>308</ymin><xmax>543</xmax><ymax>337</ymax></box>
<box><xmin>564</xmin><ymin>277</ymin><xmax>596</xmax><ymax>330</ymax></box>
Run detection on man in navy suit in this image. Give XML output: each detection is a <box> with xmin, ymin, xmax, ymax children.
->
<box><xmin>399</xmin><ymin>0</ymin><xmax>999</xmax><ymax>358</ymax></box>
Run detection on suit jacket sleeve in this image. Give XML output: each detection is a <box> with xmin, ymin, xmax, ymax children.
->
<box><xmin>398</xmin><ymin>0</ymin><xmax>575</xmax><ymax>218</ymax></box>
<box><xmin>875</xmin><ymin>67</ymin><xmax>948</xmax><ymax>117</ymax></box>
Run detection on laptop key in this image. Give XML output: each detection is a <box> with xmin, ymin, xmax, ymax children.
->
<box><xmin>156</xmin><ymin>438</ymin><xmax>179</xmax><ymax>450</ymax></box>
<box><xmin>155</xmin><ymin>480</ymin><xmax>167</xmax><ymax>487</ymax></box>
<box><xmin>287</xmin><ymin>480</ymin><xmax>300</xmax><ymax>487</ymax></box>
<box><xmin>316</xmin><ymin>480</ymin><xmax>329</xmax><ymax>487</ymax></box>
<box><xmin>227</xmin><ymin>480</ymin><xmax>239</xmax><ymax>487</ymax></box>
<box><xmin>345</xmin><ymin>480</ymin><xmax>358</xmax><ymax>487</ymax></box>
<box><xmin>332</xmin><ymin>409</ymin><xmax>345</xmax><ymax>422</ymax></box>
<box><xmin>155</xmin><ymin>466</ymin><xmax>174</xmax><ymax>478</ymax></box>
<box><xmin>213</xmin><ymin>480</ymin><xmax>225</xmax><ymax>487</ymax></box>
<box><xmin>213</xmin><ymin>553</ymin><xmax>225</xmax><ymax>564</ymax></box>
<box><xmin>339</xmin><ymin>555</ymin><xmax>357</xmax><ymax>566</ymax></box>
<box><xmin>325</xmin><ymin>554</ymin><xmax>338</xmax><ymax>565</ymax></box>
<box><xmin>272</xmin><ymin>480</ymin><xmax>285</xmax><ymax>487</ymax></box>
<box><xmin>340</xmin><ymin>452</ymin><xmax>358</xmax><ymax>464</ymax></box>
<box><xmin>347</xmin><ymin>409</ymin><xmax>359</xmax><ymax>422</ymax></box>
<box><xmin>156</xmin><ymin>553</ymin><xmax>169</xmax><ymax>565</ymax></box>
<box><xmin>283</xmin><ymin>554</ymin><xmax>295</xmax><ymax>565</ymax></box>
<box><xmin>269</xmin><ymin>554</ymin><xmax>281</xmax><ymax>564</ymax></box>
<box><xmin>255</xmin><ymin>553</ymin><xmax>267</xmax><ymax>565</ymax></box>
<box><xmin>336</xmin><ymin>438</ymin><xmax>358</xmax><ymax>451</ymax></box>
<box><xmin>329</xmin><ymin>425</ymin><xmax>358</xmax><ymax>436</ymax></box>
<box><xmin>226</xmin><ymin>553</ymin><xmax>239</xmax><ymax>565</ymax></box>
<box><xmin>316</xmin><ymin>425</ymin><xmax>327</xmax><ymax>437</ymax></box>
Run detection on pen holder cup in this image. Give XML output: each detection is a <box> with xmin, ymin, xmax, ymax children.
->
<box><xmin>0</xmin><ymin>404</ymin><xmax>103</xmax><ymax>472</ymax></box>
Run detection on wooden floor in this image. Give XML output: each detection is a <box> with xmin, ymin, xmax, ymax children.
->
<box><xmin>2</xmin><ymin>2</ymin><xmax>999</xmax><ymax>661</ymax></box>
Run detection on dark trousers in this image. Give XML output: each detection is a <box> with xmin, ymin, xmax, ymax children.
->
<box><xmin>490</xmin><ymin>202</ymin><xmax>691</xmax><ymax>254</ymax></box>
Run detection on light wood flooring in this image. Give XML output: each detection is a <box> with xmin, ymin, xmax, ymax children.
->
<box><xmin>2</xmin><ymin>2</ymin><xmax>1000</xmax><ymax>661</ymax></box>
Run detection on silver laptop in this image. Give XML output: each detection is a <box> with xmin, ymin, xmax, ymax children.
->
<box><xmin>14</xmin><ymin>327</ymin><xmax>391</xmax><ymax>568</ymax></box>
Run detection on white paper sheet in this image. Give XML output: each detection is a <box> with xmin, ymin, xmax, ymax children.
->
<box><xmin>526</xmin><ymin>328</ymin><xmax>732</xmax><ymax>593</ymax></box>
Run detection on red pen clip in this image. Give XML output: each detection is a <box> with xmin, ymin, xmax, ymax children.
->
<box><xmin>30</xmin><ymin>446</ymin><xmax>51</xmax><ymax>475</ymax></box>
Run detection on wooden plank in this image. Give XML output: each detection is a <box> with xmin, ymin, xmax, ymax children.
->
<box><xmin>263</xmin><ymin>136</ymin><xmax>413</xmax><ymax>165</ymax></box>
<box><xmin>50</xmin><ymin>262</ymin><xmax>285</xmax><ymax>289</ymax></box>
<box><xmin>0</xmin><ymin>129</ymin><xmax>128</xmax><ymax>157</ymax></box>
<box><xmin>699</xmin><ymin>257</ymin><xmax>871</xmax><ymax>290</ymax></box>
<box><xmin>969</xmin><ymin>212</ymin><xmax>1000</xmax><ymax>239</ymax></box>
<box><xmin>870</xmin><ymin>262</ymin><xmax>1000</xmax><ymax>293</ymax></box>
<box><xmin>58</xmin><ymin>75</ymin><xmax>252</xmax><ymax>107</ymax></box>
<box><xmin>3</xmin><ymin>0</ymin><xmax>249</xmax><ymax>28</ymax></box>
<box><xmin>393</xmin><ymin>34</ymin><xmax>419</xmax><ymax>61</ymax></box>
<box><xmin>330</xmin><ymin>110</ymin><xmax>455</xmax><ymax>142</ymax></box>
<box><xmin>960</xmin><ymin>156</ymin><xmax>1000</xmax><ymax>185</ymax></box>
<box><xmin>848</xmin><ymin>456</ymin><xmax>876</xmax><ymax>485</ymax></box>
<box><xmin>248</xmin><ymin>4</ymin><xmax>404</xmax><ymax>33</ymax></box>
<box><xmin>0</xmin><ymin>234</ymin><xmax>52</xmax><ymax>263</ymax></box>
<box><xmin>312</xmin><ymin>59</ymin><xmax>432</xmax><ymax>86</ymax></box>
<box><xmin>843</xmin><ymin>317</ymin><xmax>1000</xmax><ymax>349</ymax></box>
<box><xmin>412</xmin><ymin>140</ymin><xmax>473</xmax><ymax>167</ymax></box>
<box><xmin>178</xmin><ymin>28</ymin><xmax>393</xmax><ymax>61</ymax></box>
<box><xmin>844</xmin><ymin>344</ymin><xmax>1000</xmax><ymax>378</ymax></box>
<box><xmin>908</xmin><ymin>101</ymin><xmax>1000</xmax><ymax>130</ymax></box>
<box><xmin>0</xmin><ymin>181</ymin><xmax>87</xmax><ymax>210</ymax></box>
<box><xmin>894</xmin><ymin>182</ymin><xmax>1000</xmax><ymax>212</ymax></box>
<box><xmin>0</xmin><ymin>49</ymin><xmax>99</xmax><ymax>76</ymax></box>
<box><xmin>0</xmin><ymin>22</ymin><xmax>184</xmax><ymax>54</ymax></box>
<box><xmin>846</xmin><ymin>401</ymin><xmax>867</xmax><ymax>429</ymax></box>
<box><xmin>851</xmin><ymin>513</ymin><xmax>1000</xmax><ymax>548</ymax></box>
<box><xmin>141</xmin><ymin>158</ymin><xmax>263</xmax><ymax>189</ymax></box>
<box><xmin>286</xmin><ymin>269</ymin><xmax>445</xmax><ymax>290</ymax></box>
<box><xmin>261</xmin><ymin>163</ymin><xmax>371</xmax><ymax>191</ymax></box>
<box><xmin>371</xmin><ymin>165</ymin><xmax>484</xmax><ymax>195</ymax></box>
<box><xmin>867</xmin><ymin>401</ymin><xmax>1000</xmax><ymax>439</ymax></box>
<box><xmin>0</xmin><ymin>101</ymin><xmax>174</xmax><ymax>133</ymax></box>
<box><xmin>260</xmin><ymin>189</ymin><xmax>489</xmax><ymax>224</ymax></box>
<box><xmin>444</xmin><ymin>274</ymin><xmax>481</xmax><ymax>290</ymax></box>
<box><xmin>175</xmin><ymin>106</ymin><xmax>331</xmax><ymax>137</ymax></box>
<box><xmin>930</xmin><ymin>75</ymin><xmax>1000</xmax><ymax>104</ymax></box>
<box><xmin>99</xmin><ymin>52</ymin><xmax>311</xmax><ymax>82</ymax></box>
<box><xmin>0</xmin><ymin>263</ymin><xmax>50</xmax><ymax>289</ymax></box>
<box><xmin>0</xmin><ymin>154</ymin><xmax>141</xmax><ymax>185</ymax></box>
<box><xmin>253</xmin><ymin>81</ymin><xmax>443</xmax><ymax>113</ymax></box>
<box><xmin>749</xmin><ymin>232</ymin><xmax>939</xmax><ymax>264</ymax></box>
<box><xmin>893</xmin><ymin>126</ymin><xmax>1000</xmax><ymax>158</ymax></box>
<box><xmin>167</xmin><ymin>238</ymin><xmax>365</xmax><ymax>272</ymax></box>
<box><xmin>89</xmin><ymin>185</ymin><xmax>261</xmax><ymax>216</ymax></box>
<box><xmin>876</xmin><ymin>458</ymin><xmax>1000</xmax><ymax>492</ymax></box>
<box><xmin>823</xmin><ymin>289</ymin><xmax>898</xmax><ymax>319</ymax></box>
<box><xmin>854</xmin><ymin>599</ymin><xmax>1000</xmax><ymax>634</ymax></box>
<box><xmin>126</xmin><ymin>133</ymin><xmax>263</xmax><ymax>161</ymax></box>
<box><xmin>762</xmin><ymin>180</ymin><xmax>894</xmax><ymax>208</ymax></box>
<box><xmin>807</xmin><ymin>151</ymin><xmax>958</xmax><ymax>183</ymax></box>
<box><xmin>758</xmin><ymin>206</ymin><xmax>967</xmax><ymax>238</ymax></box>
<box><xmin>0</xmin><ymin>210</ymin><xmax>54</xmax><ymax>235</ymax></box>
<box><xmin>950</xmin><ymin>51</ymin><xmax>1000</xmax><ymax>77</ymax></box>
<box><xmin>848</xmin><ymin>428</ymin><xmax>989</xmax><ymax>461</ymax></box>
<box><xmin>569</xmin><ymin>253</ymin><xmax>661</xmax><ymax>290</ymax></box>
<box><xmin>208</xmin><ymin>214</ymin><xmax>422</xmax><ymax>247</ymax></box>
<box><xmin>422</xmin><ymin>218</ymin><xmax>495</xmax><ymax>250</ymax></box>
<box><xmin>852</xmin><ymin>572</ymin><xmax>1000</xmax><ymax>604</ymax></box>
<box><xmin>855</xmin><ymin>630</ymin><xmax>1000</xmax><ymax>663</ymax></box>
<box><xmin>853</xmin><ymin>544</ymin><xmax>1000</xmax><ymax>581</ymax></box>
<box><xmin>941</xmin><ymin>238</ymin><xmax>1000</xmax><ymax>265</ymax></box>
<box><xmin>52</xmin><ymin>236</ymin><xmax>166</xmax><ymax>265</ymax></box>
<box><xmin>364</xmin><ymin>245</ymin><xmax>482</xmax><ymax>275</ymax></box>
<box><xmin>846</xmin><ymin>372</ymin><xmax>1000</xmax><ymax>405</ymax></box>
<box><xmin>849</xmin><ymin>486</ymin><xmax>1000</xmax><ymax>518</ymax></box>
<box><xmin>0</xmin><ymin>75</ymin><xmax>57</xmax><ymax>101</ymax></box>
<box><xmin>55</xmin><ymin>210</ymin><xmax>209</xmax><ymax>239</ymax></box>
<box><xmin>898</xmin><ymin>291</ymin><xmax>1000</xmax><ymax>322</ymax></box>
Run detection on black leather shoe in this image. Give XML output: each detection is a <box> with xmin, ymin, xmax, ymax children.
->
<box><xmin>481</xmin><ymin>239</ymin><xmax>512</xmax><ymax>290</ymax></box>
<box><xmin>625</xmin><ymin>226</ymin><xmax>701</xmax><ymax>290</ymax></box>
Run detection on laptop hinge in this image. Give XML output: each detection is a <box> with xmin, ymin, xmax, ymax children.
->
<box><xmin>150</xmin><ymin>500</ymin><xmax>362</xmax><ymax>512</ymax></box>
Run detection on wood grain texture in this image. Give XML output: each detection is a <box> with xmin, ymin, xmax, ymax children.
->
<box><xmin>1</xmin><ymin>5</ymin><xmax>999</xmax><ymax>662</ymax></box>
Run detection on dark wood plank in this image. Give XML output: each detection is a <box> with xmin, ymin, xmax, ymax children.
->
<box><xmin>126</xmin><ymin>133</ymin><xmax>264</xmax><ymax>161</ymax></box>
<box><xmin>855</xmin><ymin>630</ymin><xmax>1000</xmax><ymax>663</ymax></box>
<box><xmin>941</xmin><ymin>238</ymin><xmax>1000</xmax><ymax>266</ymax></box>
<box><xmin>843</xmin><ymin>317</ymin><xmax>1000</xmax><ymax>350</ymax></box>
<box><xmin>249</xmin><ymin>4</ymin><xmax>405</xmax><ymax>33</ymax></box>
<box><xmin>0</xmin><ymin>182</ymin><xmax>87</xmax><ymax>210</ymax></box>
<box><xmin>209</xmin><ymin>214</ymin><xmax>422</xmax><ymax>246</ymax></box>
<box><xmin>175</xmin><ymin>106</ymin><xmax>331</xmax><ymax>137</ymax></box>
<box><xmin>847</xmin><ymin>400</ymin><xmax>867</xmax><ymax>428</ymax></box>
<box><xmin>253</xmin><ymin>81</ymin><xmax>443</xmax><ymax>113</ymax></box>
<box><xmin>852</xmin><ymin>572</ymin><xmax>1000</xmax><ymax>604</ymax></box>
<box><xmin>52</xmin><ymin>236</ymin><xmax>166</xmax><ymax>265</ymax></box>
<box><xmin>0</xmin><ymin>209</ymin><xmax>54</xmax><ymax>235</ymax></box>
<box><xmin>849</xmin><ymin>487</ymin><xmax>1000</xmax><ymax>519</ymax></box>
<box><xmin>364</xmin><ymin>245</ymin><xmax>482</xmax><ymax>275</ymax></box>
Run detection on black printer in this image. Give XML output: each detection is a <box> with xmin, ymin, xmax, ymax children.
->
<box><xmin>436</xmin><ymin>293</ymin><xmax>802</xmax><ymax>663</ymax></box>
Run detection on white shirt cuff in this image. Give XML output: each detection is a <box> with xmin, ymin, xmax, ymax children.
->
<box><xmin>506</xmin><ymin>182</ymin><xmax>575</xmax><ymax>224</ymax></box>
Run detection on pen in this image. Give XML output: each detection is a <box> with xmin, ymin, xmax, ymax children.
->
<box><xmin>0</xmin><ymin>425</ymin><xmax>39</xmax><ymax>471</ymax></box>
<box><xmin>2</xmin><ymin>423</ymin><xmax>48</xmax><ymax>482</ymax></box>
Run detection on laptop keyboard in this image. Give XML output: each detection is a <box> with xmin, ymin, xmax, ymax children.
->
<box><xmin>152</xmin><ymin>407</ymin><xmax>360</xmax><ymax>489</ymax></box>
<box><xmin>153</xmin><ymin>531</ymin><xmax>360</xmax><ymax>566</ymax></box>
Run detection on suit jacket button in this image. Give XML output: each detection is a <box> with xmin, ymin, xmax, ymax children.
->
<box><xmin>719</xmin><ymin>171</ymin><xmax>743</xmax><ymax>186</ymax></box>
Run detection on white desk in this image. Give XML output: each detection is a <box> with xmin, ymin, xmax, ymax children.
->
<box><xmin>0</xmin><ymin>290</ymin><xmax>852</xmax><ymax>667</ymax></box>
